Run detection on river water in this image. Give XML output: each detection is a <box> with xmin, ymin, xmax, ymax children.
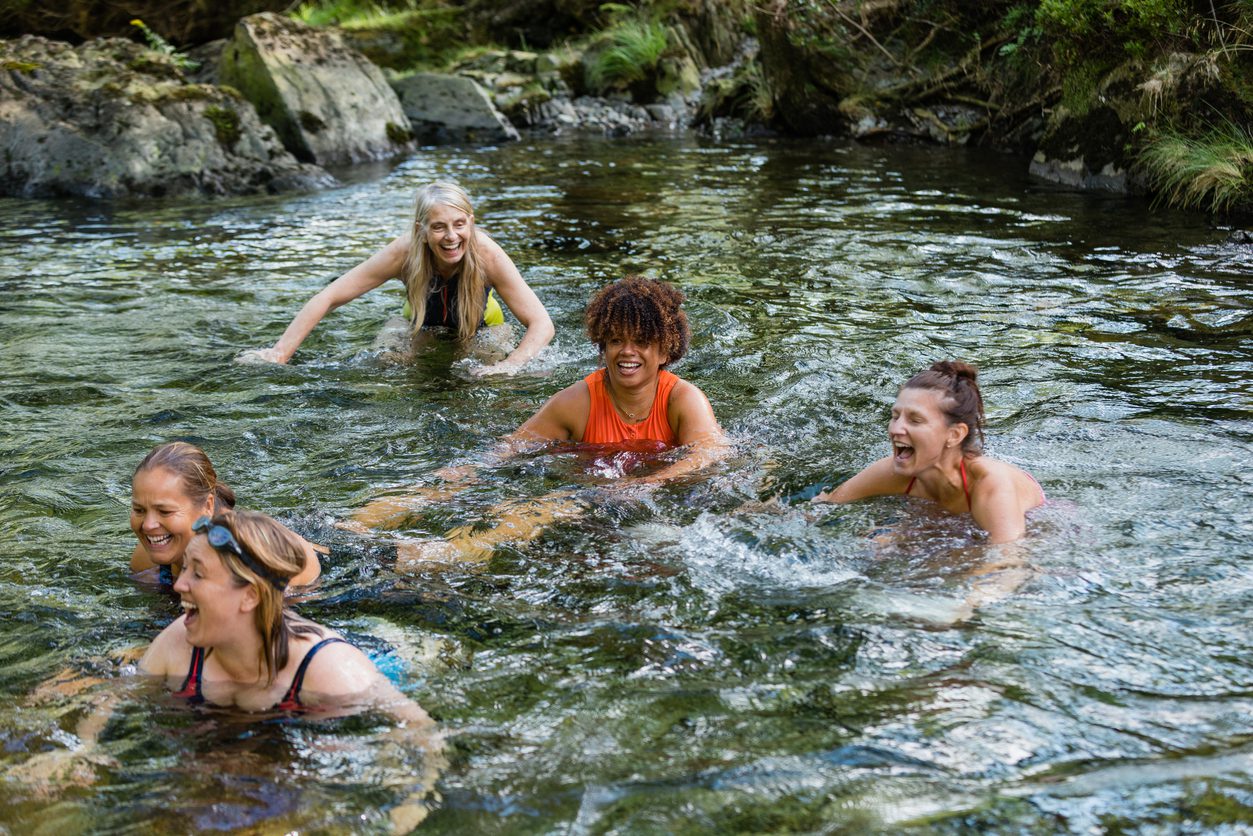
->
<box><xmin>1</xmin><ymin>136</ymin><xmax>1250</xmax><ymax>832</ymax></box>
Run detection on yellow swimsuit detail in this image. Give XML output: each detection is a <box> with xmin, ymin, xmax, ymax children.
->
<box><xmin>401</xmin><ymin>289</ymin><xmax>504</xmax><ymax>327</ymax></box>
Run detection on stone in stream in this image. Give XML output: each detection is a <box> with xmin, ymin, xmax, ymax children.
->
<box><xmin>220</xmin><ymin>12</ymin><xmax>414</xmax><ymax>165</ymax></box>
<box><xmin>390</xmin><ymin>72</ymin><xmax>519</xmax><ymax>144</ymax></box>
<box><xmin>0</xmin><ymin>35</ymin><xmax>335</xmax><ymax>199</ymax></box>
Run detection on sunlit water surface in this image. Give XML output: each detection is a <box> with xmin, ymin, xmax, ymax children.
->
<box><xmin>1</xmin><ymin>136</ymin><xmax>1251</xmax><ymax>833</ymax></box>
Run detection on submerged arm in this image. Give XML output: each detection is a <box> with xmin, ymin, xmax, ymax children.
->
<box><xmin>301</xmin><ymin>642</ymin><xmax>445</xmax><ymax>833</ymax></box>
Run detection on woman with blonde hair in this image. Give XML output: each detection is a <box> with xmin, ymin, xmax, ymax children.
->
<box><xmin>240</xmin><ymin>181</ymin><xmax>553</xmax><ymax>374</ymax></box>
<box><xmin>130</xmin><ymin>441</ymin><xmax>321</xmax><ymax>588</ymax></box>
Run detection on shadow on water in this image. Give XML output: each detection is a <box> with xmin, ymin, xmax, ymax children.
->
<box><xmin>1</xmin><ymin>135</ymin><xmax>1251</xmax><ymax>832</ymax></box>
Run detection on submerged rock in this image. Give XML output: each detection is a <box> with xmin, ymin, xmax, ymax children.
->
<box><xmin>391</xmin><ymin>72</ymin><xmax>518</xmax><ymax>143</ymax></box>
<box><xmin>220</xmin><ymin>12</ymin><xmax>413</xmax><ymax>165</ymax></box>
<box><xmin>0</xmin><ymin>35</ymin><xmax>335</xmax><ymax>199</ymax></box>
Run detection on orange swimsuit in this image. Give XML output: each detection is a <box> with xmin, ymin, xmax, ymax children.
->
<box><xmin>582</xmin><ymin>369</ymin><xmax>679</xmax><ymax>445</ymax></box>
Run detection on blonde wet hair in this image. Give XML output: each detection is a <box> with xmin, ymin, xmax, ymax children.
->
<box><xmin>401</xmin><ymin>181</ymin><xmax>488</xmax><ymax>341</ymax></box>
<box><xmin>203</xmin><ymin>509</ymin><xmax>321</xmax><ymax>685</ymax></box>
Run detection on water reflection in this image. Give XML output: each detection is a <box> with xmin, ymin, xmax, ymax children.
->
<box><xmin>1</xmin><ymin>135</ymin><xmax>1250</xmax><ymax>831</ymax></box>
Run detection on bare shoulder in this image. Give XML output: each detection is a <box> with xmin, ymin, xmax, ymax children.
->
<box><xmin>298</xmin><ymin>634</ymin><xmax>378</xmax><ymax>697</ymax></box>
<box><xmin>671</xmin><ymin>377</ymin><xmax>712</xmax><ymax>407</ymax></box>
<box><xmin>969</xmin><ymin>456</ymin><xmax>1042</xmax><ymax>510</ymax></box>
<box><xmin>514</xmin><ymin>379</ymin><xmax>590</xmax><ymax>442</ymax></box>
<box><xmin>968</xmin><ymin>456</ymin><xmax>1029</xmax><ymax>493</ymax></box>
<box><xmin>139</xmin><ymin>616</ymin><xmax>192</xmax><ymax>677</ymax></box>
<box><xmin>373</xmin><ymin>234</ymin><xmax>410</xmax><ymax>267</ymax></box>
<box><xmin>475</xmin><ymin>230</ymin><xmax>511</xmax><ymax>267</ymax></box>
<box><xmin>668</xmin><ymin>377</ymin><xmax>722</xmax><ymax>441</ymax></box>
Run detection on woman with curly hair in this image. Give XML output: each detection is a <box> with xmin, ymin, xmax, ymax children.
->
<box><xmin>814</xmin><ymin>360</ymin><xmax>1044</xmax><ymax>543</ymax></box>
<box><xmin>239</xmin><ymin>181</ymin><xmax>553</xmax><ymax>375</ymax></box>
<box><xmin>512</xmin><ymin>275</ymin><xmax>721</xmax><ymax>455</ymax></box>
<box><xmin>350</xmin><ymin>276</ymin><xmax>727</xmax><ymax>566</ymax></box>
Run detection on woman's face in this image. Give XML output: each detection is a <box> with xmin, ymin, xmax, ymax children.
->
<box><xmin>423</xmin><ymin>203</ymin><xmax>473</xmax><ymax>273</ymax></box>
<box><xmin>130</xmin><ymin>467</ymin><xmax>213</xmax><ymax>567</ymax></box>
<box><xmin>602</xmin><ymin>333</ymin><xmax>669</xmax><ymax>391</ymax></box>
<box><xmin>887</xmin><ymin>386</ymin><xmax>964</xmax><ymax>475</ymax></box>
<box><xmin>174</xmin><ymin>536</ymin><xmax>253</xmax><ymax>648</ymax></box>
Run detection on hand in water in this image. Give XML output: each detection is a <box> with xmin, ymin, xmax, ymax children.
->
<box><xmin>432</xmin><ymin>464</ymin><xmax>477</xmax><ymax>483</ymax></box>
<box><xmin>235</xmin><ymin>347</ymin><xmax>287</xmax><ymax>365</ymax></box>
<box><xmin>468</xmin><ymin>360</ymin><xmax>521</xmax><ymax>378</ymax></box>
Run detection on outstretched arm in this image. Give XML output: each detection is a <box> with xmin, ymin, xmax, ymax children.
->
<box><xmin>812</xmin><ymin>456</ymin><xmax>904</xmax><ymax>504</ymax></box>
<box><xmin>348</xmin><ymin>383</ymin><xmax>585</xmax><ymax>531</ymax></box>
<box><xmin>474</xmin><ymin>235</ymin><xmax>554</xmax><ymax>375</ymax></box>
<box><xmin>7</xmin><ymin>645</ymin><xmax>148</xmax><ymax>795</ymax></box>
<box><xmin>238</xmin><ymin>236</ymin><xmax>409</xmax><ymax>364</ymax></box>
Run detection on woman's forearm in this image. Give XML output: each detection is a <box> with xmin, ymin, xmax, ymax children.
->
<box><xmin>496</xmin><ymin>315</ymin><xmax>555</xmax><ymax>369</ymax></box>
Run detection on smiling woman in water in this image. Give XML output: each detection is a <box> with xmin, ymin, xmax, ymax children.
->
<box><xmin>238</xmin><ymin>181</ymin><xmax>553</xmax><ymax>375</ymax></box>
<box><xmin>813</xmin><ymin>360</ymin><xmax>1044</xmax><ymax>544</ymax></box>
<box><xmin>350</xmin><ymin>275</ymin><xmax>729</xmax><ymax>566</ymax></box>
<box><xmin>130</xmin><ymin>441</ymin><xmax>321</xmax><ymax>588</ymax></box>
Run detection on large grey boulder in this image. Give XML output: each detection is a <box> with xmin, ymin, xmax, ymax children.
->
<box><xmin>220</xmin><ymin>12</ymin><xmax>414</xmax><ymax>165</ymax></box>
<box><xmin>391</xmin><ymin>72</ymin><xmax>519</xmax><ymax>143</ymax></box>
<box><xmin>0</xmin><ymin>35</ymin><xmax>335</xmax><ymax>199</ymax></box>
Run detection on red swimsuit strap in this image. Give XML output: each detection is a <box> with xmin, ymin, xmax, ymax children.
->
<box><xmin>174</xmin><ymin>646</ymin><xmax>206</xmax><ymax>704</ymax></box>
<box><xmin>904</xmin><ymin>459</ymin><xmax>972</xmax><ymax>511</ymax></box>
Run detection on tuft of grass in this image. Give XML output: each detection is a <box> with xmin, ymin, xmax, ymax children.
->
<box><xmin>585</xmin><ymin>18</ymin><xmax>668</xmax><ymax>94</ymax></box>
<box><xmin>1139</xmin><ymin>120</ymin><xmax>1253</xmax><ymax>213</ymax></box>
<box><xmin>290</xmin><ymin>0</ymin><xmax>401</xmax><ymax>27</ymax></box>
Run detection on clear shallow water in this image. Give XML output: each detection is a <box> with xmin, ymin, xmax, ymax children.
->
<box><xmin>1</xmin><ymin>136</ymin><xmax>1251</xmax><ymax>832</ymax></box>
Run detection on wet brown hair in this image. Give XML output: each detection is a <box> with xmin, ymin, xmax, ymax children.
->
<box><xmin>584</xmin><ymin>275</ymin><xmax>689</xmax><ymax>367</ymax></box>
<box><xmin>203</xmin><ymin>509</ymin><xmax>321</xmax><ymax>686</ymax></box>
<box><xmin>133</xmin><ymin>441</ymin><xmax>236</xmax><ymax>510</ymax></box>
<box><xmin>902</xmin><ymin>360</ymin><xmax>985</xmax><ymax>454</ymax></box>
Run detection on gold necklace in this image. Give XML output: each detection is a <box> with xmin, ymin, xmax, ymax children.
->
<box><xmin>607</xmin><ymin>374</ymin><xmax>653</xmax><ymax>421</ymax></box>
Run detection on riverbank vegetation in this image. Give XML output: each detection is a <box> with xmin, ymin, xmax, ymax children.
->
<box><xmin>2</xmin><ymin>0</ymin><xmax>1249</xmax><ymax>215</ymax></box>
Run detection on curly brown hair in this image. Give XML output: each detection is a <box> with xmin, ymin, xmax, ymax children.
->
<box><xmin>584</xmin><ymin>275</ymin><xmax>689</xmax><ymax>367</ymax></box>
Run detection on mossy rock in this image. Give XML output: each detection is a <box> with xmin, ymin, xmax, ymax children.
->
<box><xmin>204</xmin><ymin>104</ymin><xmax>242</xmax><ymax>146</ymax></box>
<box><xmin>2</xmin><ymin>59</ymin><xmax>40</xmax><ymax>73</ymax></box>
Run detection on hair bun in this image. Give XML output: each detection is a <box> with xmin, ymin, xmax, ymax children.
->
<box><xmin>931</xmin><ymin>359</ymin><xmax>978</xmax><ymax>384</ymax></box>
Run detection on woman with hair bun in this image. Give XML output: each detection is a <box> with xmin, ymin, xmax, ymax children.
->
<box><xmin>129</xmin><ymin>442</ymin><xmax>321</xmax><ymax>587</ymax></box>
<box><xmin>814</xmin><ymin>361</ymin><xmax>1044</xmax><ymax>543</ymax></box>
<box><xmin>239</xmin><ymin>181</ymin><xmax>553</xmax><ymax>374</ymax></box>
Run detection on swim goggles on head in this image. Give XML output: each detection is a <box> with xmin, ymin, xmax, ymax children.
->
<box><xmin>192</xmin><ymin>516</ymin><xmax>288</xmax><ymax>590</ymax></box>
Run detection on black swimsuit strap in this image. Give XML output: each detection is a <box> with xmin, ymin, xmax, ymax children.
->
<box><xmin>279</xmin><ymin>637</ymin><xmax>349</xmax><ymax>709</ymax></box>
